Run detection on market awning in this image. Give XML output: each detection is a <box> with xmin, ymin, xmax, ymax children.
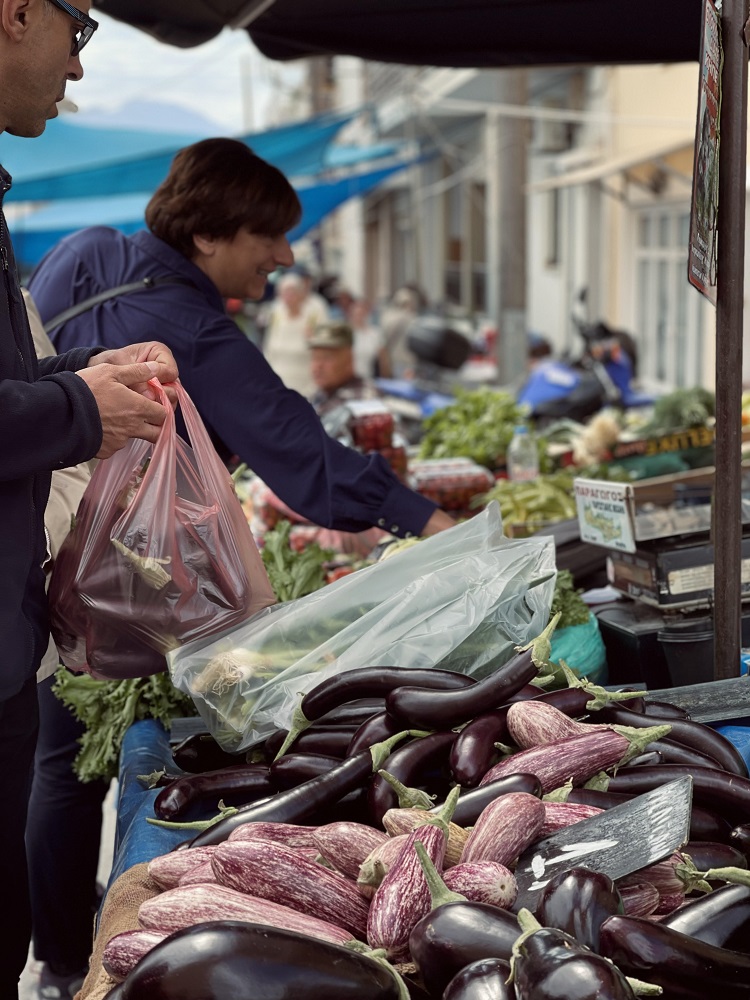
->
<box><xmin>94</xmin><ymin>0</ymin><xmax>704</xmax><ymax>66</ymax></box>
<box><xmin>528</xmin><ymin>138</ymin><xmax>695</xmax><ymax>193</ymax></box>
<box><xmin>0</xmin><ymin>110</ymin><xmax>364</xmax><ymax>202</ymax></box>
<box><xmin>9</xmin><ymin>159</ymin><xmax>413</xmax><ymax>269</ymax></box>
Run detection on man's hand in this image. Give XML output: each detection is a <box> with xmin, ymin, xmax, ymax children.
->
<box><xmin>76</xmin><ymin>361</ymin><xmax>170</xmax><ymax>459</ymax></box>
<box><xmin>88</xmin><ymin>342</ymin><xmax>179</xmax><ymax>402</ymax></box>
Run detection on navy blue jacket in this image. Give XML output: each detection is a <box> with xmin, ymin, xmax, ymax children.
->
<box><xmin>0</xmin><ymin>168</ymin><xmax>101</xmax><ymax>701</ymax></box>
<box><xmin>30</xmin><ymin>227</ymin><xmax>436</xmax><ymax>536</ymax></box>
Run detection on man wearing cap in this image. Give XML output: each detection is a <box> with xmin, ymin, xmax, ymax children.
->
<box><xmin>309</xmin><ymin>320</ymin><xmax>380</xmax><ymax>418</ymax></box>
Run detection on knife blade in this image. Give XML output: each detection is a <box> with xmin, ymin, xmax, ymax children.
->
<box><xmin>644</xmin><ymin>676</ymin><xmax>750</xmax><ymax>724</ymax></box>
<box><xmin>513</xmin><ymin>775</ymin><xmax>693</xmax><ymax>911</ymax></box>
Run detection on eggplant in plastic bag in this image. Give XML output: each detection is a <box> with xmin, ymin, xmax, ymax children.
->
<box><xmin>49</xmin><ymin>381</ymin><xmax>275</xmax><ymax>679</ymax></box>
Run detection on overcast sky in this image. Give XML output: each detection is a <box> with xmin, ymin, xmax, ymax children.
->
<box><xmin>69</xmin><ymin>13</ymin><xmax>305</xmax><ymax>134</ymax></box>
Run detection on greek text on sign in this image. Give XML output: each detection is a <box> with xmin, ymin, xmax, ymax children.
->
<box><xmin>574</xmin><ymin>478</ymin><xmax>636</xmax><ymax>553</ymax></box>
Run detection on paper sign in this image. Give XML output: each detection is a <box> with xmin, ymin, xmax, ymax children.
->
<box><xmin>574</xmin><ymin>478</ymin><xmax>635</xmax><ymax>553</ymax></box>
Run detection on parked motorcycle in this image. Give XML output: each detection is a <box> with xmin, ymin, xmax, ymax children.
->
<box><xmin>517</xmin><ymin>319</ymin><xmax>655</xmax><ymax>425</ymax></box>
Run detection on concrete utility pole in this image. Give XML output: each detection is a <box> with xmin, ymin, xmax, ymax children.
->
<box><xmin>487</xmin><ymin>69</ymin><xmax>529</xmax><ymax>386</ymax></box>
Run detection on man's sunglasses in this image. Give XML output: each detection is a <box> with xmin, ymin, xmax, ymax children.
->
<box><xmin>47</xmin><ymin>0</ymin><xmax>99</xmax><ymax>55</ymax></box>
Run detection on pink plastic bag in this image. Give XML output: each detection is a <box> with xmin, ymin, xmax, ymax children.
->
<box><xmin>49</xmin><ymin>381</ymin><xmax>276</xmax><ymax>679</ymax></box>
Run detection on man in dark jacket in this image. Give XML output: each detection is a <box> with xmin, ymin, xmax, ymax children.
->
<box><xmin>0</xmin><ymin>3</ymin><xmax>178</xmax><ymax>994</ymax></box>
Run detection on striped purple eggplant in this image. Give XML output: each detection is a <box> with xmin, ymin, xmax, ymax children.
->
<box><xmin>312</xmin><ymin>822</ymin><xmax>389</xmax><ymax>880</ymax></box>
<box><xmin>367</xmin><ymin>823</ymin><xmax>447</xmax><ymax>961</ymax></box>
<box><xmin>137</xmin><ymin>883</ymin><xmax>355</xmax><ymax>946</ymax></box>
<box><xmin>506</xmin><ymin>699</ymin><xmax>596</xmax><ymax>748</ymax></box>
<box><xmin>478</xmin><ymin>724</ymin><xmax>670</xmax><ymax>793</ymax></box>
<box><xmin>442</xmin><ymin>861</ymin><xmax>518</xmax><ymax>909</ymax></box>
<box><xmin>461</xmin><ymin>792</ymin><xmax>545</xmax><ymax>866</ymax></box>
<box><xmin>211</xmin><ymin>839</ymin><xmax>370</xmax><ymax>938</ymax></box>
<box><xmin>225</xmin><ymin>820</ymin><xmax>319</xmax><ymax>847</ymax></box>
<box><xmin>147</xmin><ymin>846</ymin><xmax>218</xmax><ymax>890</ymax></box>
<box><xmin>357</xmin><ymin>834</ymin><xmax>409</xmax><ymax>898</ymax></box>
<box><xmin>615</xmin><ymin>878</ymin><xmax>660</xmax><ymax>917</ymax></box>
<box><xmin>177</xmin><ymin>860</ymin><xmax>218</xmax><ymax>886</ymax></box>
<box><xmin>539</xmin><ymin>801</ymin><xmax>604</xmax><ymax>838</ymax></box>
<box><xmin>382</xmin><ymin>807</ymin><xmax>468</xmax><ymax>868</ymax></box>
<box><xmin>102</xmin><ymin>929</ymin><xmax>168</xmax><ymax>981</ymax></box>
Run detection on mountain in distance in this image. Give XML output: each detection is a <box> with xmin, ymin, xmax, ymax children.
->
<box><xmin>69</xmin><ymin>99</ymin><xmax>228</xmax><ymax>136</ymax></box>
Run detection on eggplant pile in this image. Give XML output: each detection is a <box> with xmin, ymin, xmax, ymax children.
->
<box><xmin>105</xmin><ymin>644</ymin><xmax>750</xmax><ymax>998</ymax></box>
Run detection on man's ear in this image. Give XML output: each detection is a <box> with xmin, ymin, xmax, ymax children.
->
<box><xmin>1</xmin><ymin>0</ymin><xmax>34</xmax><ymax>44</ymax></box>
<box><xmin>193</xmin><ymin>233</ymin><xmax>217</xmax><ymax>257</ymax></box>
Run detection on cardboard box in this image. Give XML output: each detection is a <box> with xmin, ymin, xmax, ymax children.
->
<box><xmin>574</xmin><ymin>468</ymin><xmax>750</xmax><ymax>554</ymax></box>
<box><xmin>606</xmin><ymin>535</ymin><xmax>750</xmax><ymax>609</ymax></box>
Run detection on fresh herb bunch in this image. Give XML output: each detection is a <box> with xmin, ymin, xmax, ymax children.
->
<box><xmin>417</xmin><ymin>387</ymin><xmax>530</xmax><ymax>469</ymax></box>
<box><xmin>53</xmin><ymin>668</ymin><xmax>196</xmax><ymax>783</ymax></box>
<box><xmin>549</xmin><ymin>569</ymin><xmax>591</xmax><ymax>629</ymax></box>
<box><xmin>261</xmin><ymin>520</ymin><xmax>334</xmax><ymax>602</ymax></box>
<box><xmin>643</xmin><ymin>387</ymin><xmax>716</xmax><ymax>434</ymax></box>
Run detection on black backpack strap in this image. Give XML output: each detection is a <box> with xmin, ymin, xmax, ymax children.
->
<box><xmin>43</xmin><ymin>275</ymin><xmax>195</xmax><ymax>335</ymax></box>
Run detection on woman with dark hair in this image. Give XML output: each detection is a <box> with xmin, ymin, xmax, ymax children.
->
<box><xmin>25</xmin><ymin>138</ymin><xmax>453</xmax><ymax>995</ymax></box>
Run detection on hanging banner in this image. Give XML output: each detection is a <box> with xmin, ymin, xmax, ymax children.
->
<box><xmin>688</xmin><ymin>0</ymin><xmax>722</xmax><ymax>303</ymax></box>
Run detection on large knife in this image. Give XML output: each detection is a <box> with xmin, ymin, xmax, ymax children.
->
<box><xmin>644</xmin><ymin>676</ymin><xmax>750</xmax><ymax>724</ymax></box>
<box><xmin>513</xmin><ymin>775</ymin><xmax>693</xmax><ymax>911</ymax></box>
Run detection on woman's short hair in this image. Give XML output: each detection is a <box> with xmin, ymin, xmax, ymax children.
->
<box><xmin>145</xmin><ymin>138</ymin><xmax>302</xmax><ymax>258</ymax></box>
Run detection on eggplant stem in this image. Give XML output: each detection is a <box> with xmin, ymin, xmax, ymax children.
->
<box><xmin>377</xmin><ymin>770</ymin><xmax>435</xmax><ymax>809</ymax></box>
<box><xmin>343</xmin><ymin>943</ymin><xmax>410</xmax><ymax>1000</ymax></box>
<box><xmin>558</xmin><ymin>662</ymin><xmax>647</xmax><ymax>711</ymax></box>
<box><xmin>543</xmin><ymin>778</ymin><xmax>574</xmax><ymax>802</ymax></box>
<box><xmin>612</xmin><ymin>724</ymin><xmax>672</xmax><ymax>767</ymax></box>
<box><xmin>137</xmin><ymin>768</ymin><xmax>169</xmax><ymax>789</ymax></box>
<box><xmin>517</xmin><ymin>611</ymin><xmax>561</xmax><ymax>669</ymax></box>
<box><xmin>625</xmin><ymin>977</ymin><xmax>664</xmax><ymax>996</ymax></box>
<box><xmin>414</xmin><ymin>839</ymin><xmax>466</xmax><ymax>910</ymax></box>
<box><xmin>146</xmin><ymin>803</ymin><xmax>239</xmax><ymax>830</ymax></box>
<box><xmin>274</xmin><ymin>704</ymin><xmax>311</xmax><ymax>760</ymax></box>
<box><xmin>369</xmin><ymin>731</ymin><xmax>428</xmax><ymax>772</ymax></box>
<box><xmin>699</xmin><ymin>866</ymin><xmax>750</xmax><ymax>888</ymax></box>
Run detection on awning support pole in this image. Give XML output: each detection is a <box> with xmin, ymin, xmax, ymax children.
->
<box><xmin>714</xmin><ymin>0</ymin><xmax>748</xmax><ymax>679</ymax></box>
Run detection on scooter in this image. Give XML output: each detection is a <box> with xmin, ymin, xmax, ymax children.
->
<box><xmin>517</xmin><ymin>318</ymin><xmax>656</xmax><ymax>425</ymax></box>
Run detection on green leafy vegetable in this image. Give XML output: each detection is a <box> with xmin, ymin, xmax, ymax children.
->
<box><xmin>549</xmin><ymin>569</ymin><xmax>591</xmax><ymax>629</ymax></box>
<box><xmin>417</xmin><ymin>387</ymin><xmax>531</xmax><ymax>468</ymax></box>
<box><xmin>642</xmin><ymin>387</ymin><xmax>716</xmax><ymax>434</ymax></box>
<box><xmin>260</xmin><ymin>521</ymin><xmax>333</xmax><ymax>602</ymax></box>
<box><xmin>53</xmin><ymin>668</ymin><xmax>196</xmax><ymax>783</ymax></box>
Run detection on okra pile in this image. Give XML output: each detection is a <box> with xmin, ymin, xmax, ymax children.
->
<box><xmin>103</xmin><ymin>637</ymin><xmax>750</xmax><ymax>999</ymax></box>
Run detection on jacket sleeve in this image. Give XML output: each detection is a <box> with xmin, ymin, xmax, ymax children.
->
<box><xmin>186</xmin><ymin>317</ymin><xmax>437</xmax><ymax>536</ymax></box>
<box><xmin>0</xmin><ymin>373</ymin><xmax>102</xmax><ymax>481</ymax></box>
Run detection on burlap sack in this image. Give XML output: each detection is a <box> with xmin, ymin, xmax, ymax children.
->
<box><xmin>75</xmin><ymin>862</ymin><xmax>161</xmax><ymax>1000</ymax></box>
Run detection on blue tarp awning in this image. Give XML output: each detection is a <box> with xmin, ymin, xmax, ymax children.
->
<box><xmin>9</xmin><ymin>160</ymin><xmax>413</xmax><ymax>268</ymax></box>
<box><xmin>0</xmin><ymin>110</ymin><xmax>377</xmax><ymax>202</ymax></box>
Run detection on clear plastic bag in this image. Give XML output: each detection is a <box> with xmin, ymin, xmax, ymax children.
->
<box><xmin>48</xmin><ymin>381</ymin><xmax>276</xmax><ymax>679</ymax></box>
<box><xmin>168</xmin><ymin>502</ymin><xmax>556</xmax><ymax>751</ymax></box>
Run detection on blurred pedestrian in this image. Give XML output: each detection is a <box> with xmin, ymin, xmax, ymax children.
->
<box><xmin>263</xmin><ymin>270</ymin><xmax>330</xmax><ymax>395</ymax></box>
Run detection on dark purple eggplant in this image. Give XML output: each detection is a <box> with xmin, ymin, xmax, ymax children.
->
<box><xmin>187</xmin><ymin>730</ymin><xmax>414</xmax><ymax>847</ymax></box>
<box><xmin>661</xmin><ymin>883</ymin><xmax>750</xmax><ymax>951</ymax></box>
<box><xmin>262</xmin><ymin>726</ymin><xmax>357</xmax><ymax>762</ymax></box>
<box><xmin>642</xmin><ymin>699</ymin><xmax>691</xmax><ymax>720</ymax></box>
<box><xmin>315</xmin><ymin>697</ymin><xmax>387</xmax><ymax>726</ymax></box>
<box><xmin>269</xmin><ymin>753</ymin><xmax>341</xmax><ymax>790</ymax></box>
<box><xmin>683</xmin><ymin>840</ymin><xmax>748</xmax><ymax>873</ymax></box>
<box><xmin>442</xmin><ymin>958</ymin><xmax>515</xmax><ymax>1000</ymax></box>
<box><xmin>440</xmin><ymin>773</ymin><xmax>543</xmax><ymax>827</ymax></box>
<box><xmin>599</xmin><ymin>913</ymin><xmax>750</xmax><ymax>996</ymax></box>
<box><xmin>171</xmin><ymin>733</ymin><xmax>246</xmax><ymax>774</ymax></box>
<box><xmin>604</xmin><ymin>764</ymin><xmax>750</xmax><ymax>826</ymax></box>
<box><xmin>534</xmin><ymin>868</ymin><xmax>624</xmax><ymax>952</ymax></box>
<box><xmin>567</xmin><ymin>786</ymin><xmax>734</xmax><ymax>844</ymax></box>
<box><xmin>621</xmin><ymin>750</ymin><xmax>662</xmax><ymax>768</ymax></box>
<box><xmin>449</xmin><ymin>707</ymin><xmax>512</xmax><ymax>788</ymax></box>
<box><xmin>408</xmin><ymin>900</ymin><xmax>519</xmax><ymax>998</ymax></box>
<box><xmin>590</xmin><ymin>704</ymin><xmax>748</xmax><ymax>777</ymax></box>
<box><xmin>387</xmin><ymin>647</ymin><xmax>538</xmax><ymax>729</ymax></box>
<box><xmin>106</xmin><ymin>920</ymin><xmax>403</xmax><ymax>999</ymax></box>
<box><xmin>638</xmin><ymin>738</ymin><xmax>722</xmax><ymax>770</ymax></box>
<box><xmin>153</xmin><ymin>765</ymin><xmax>274</xmax><ymax>820</ymax></box>
<box><xmin>346</xmin><ymin>712</ymin><xmax>404</xmax><ymax>757</ymax></box>
<box><xmin>731</xmin><ymin>823</ymin><xmax>750</xmax><ymax>856</ymax></box>
<box><xmin>513</xmin><ymin>924</ymin><xmax>637</xmax><ymax>1000</ymax></box>
<box><xmin>367</xmin><ymin>731</ymin><xmax>457</xmax><ymax>826</ymax></box>
<box><xmin>301</xmin><ymin>666</ymin><xmax>475</xmax><ymax>722</ymax></box>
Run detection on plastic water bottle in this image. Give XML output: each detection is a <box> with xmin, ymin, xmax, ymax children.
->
<box><xmin>506</xmin><ymin>425</ymin><xmax>539</xmax><ymax>482</ymax></box>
